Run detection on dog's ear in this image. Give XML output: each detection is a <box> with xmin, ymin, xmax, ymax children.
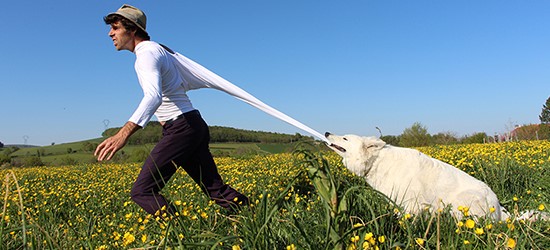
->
<box><xmin>362</xmin><ymin>137</ymin><xmax>386</xmax><ymax>153</ymax></box>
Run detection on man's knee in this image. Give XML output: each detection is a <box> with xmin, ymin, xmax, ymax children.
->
<box><xmin>130</xmin><ymin>184</ymin><xmax>145</xmax><ymax>203</ymax></box>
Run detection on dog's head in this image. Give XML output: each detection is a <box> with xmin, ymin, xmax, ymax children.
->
<box><xmin>325</xmin><ymin>132</ymin><xmax>386</xmax><ymax>175</ymax></box>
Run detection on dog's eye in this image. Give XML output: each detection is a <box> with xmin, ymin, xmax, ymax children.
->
<box><xmin>343</xmin><ymin>138</ymin><xmax>348</xmax><ymax>141</ymax></box>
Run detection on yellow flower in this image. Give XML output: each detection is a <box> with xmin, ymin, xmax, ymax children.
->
<box><xmin>350</xmin><ymin>235</ymin><xmax>360</xmax><ymax>243</ymax></box>
<box><xmin>513</xmin><ymin>196</ymin><xmax>518</xmax><ymax>201</ymax></box>
<box><xmin>122</xmin><ymin>232</ymin><xmax>135</xmax><ymax>246</ymax></box>
<box><xmin>538</xmin><ymin>204</ymin><xmax>545</xmax><ymax>211</ymax></box>
<box><xmin>141</xmin><ymin>234</ymin><xmax>147</xmax><ymax>243</ymax></box>
<box><xmin>286</xmin><ymin>244</ymin><xmax>296</xmax><ymax>250</ymax></box>
<box><xmin>463</xmin><ymin>240</ymin><xmax>470</xmax><ymax>245</ymax></box>
<box><xmin>485</xmin><ymin>224</ymin><xmax>493</xmax><ymax>230</ymax></box>
<box><xmin>465</xmin><ymin>219</ymin><xmax>475</xmax><ymax>229</ymax></box>
<box><xmin>474</xmin><ymin>227</ymin><xmax>484</xmax><ymax>235</ymax></box>
<box><xmin>507</xmin><ymin>238</ymin><xmax>516</xmax><ymax>249</ymax></box>
<box><xmin>353</xmin><ymin>223</ymin><xmax>363</xmax><ymax>228</ymax></box>
<box><xmin>232</xmin><ymin>245</ymin><xmax>241</xmax><ymax>250</ymax></box>
<box><xmin>415</xmin><ymin>238</ymin><xmax>425</xmax><ymax>246</ymax></box>
<box><xmin>489</xmin><ymin>207</ymin><xmax>496</xmax><ymax>213</ymax></box>
<box><xmin>364</xmin><ymin>232</ymin><xmax>375</xmax><ymax>244</ymax></box>
<box><xmin>113</xmin><ymin>232</ymin><xmax>121</xmax><ymax>240</ymax></box>
<box><xmin>378</xmin><ymin>235</ymin><xmax>385</xmax><ymax>243</ymax></box>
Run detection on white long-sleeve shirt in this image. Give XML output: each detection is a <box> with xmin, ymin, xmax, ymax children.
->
<box><xmin>129</xmin><ymin>40</ymin><xmax>329</xmax><ymax>143</ymax></box>
<box><xmin>130</xmin><ymin>41</ymin><xmax>194</xmax><ymax>126</ymax></box>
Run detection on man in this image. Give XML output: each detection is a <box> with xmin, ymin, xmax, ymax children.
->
<box><xmin>95</xmin><ymin>4</ymin><xmax>249</xmax><ymax>215</ymax></box>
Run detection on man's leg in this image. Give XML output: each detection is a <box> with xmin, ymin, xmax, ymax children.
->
<box><xmin>130</xmin><ymin>112</ymin><xmax>203</xmax><ymax>215</ymax></box>
<box><xmin>178</xmin><ymin>131</ymin><xmax>249</xmax><ymax>209</ymax></box>
<box><xmin>175</xmin><ymin>111</ymin><xmax>249</xmax><ymax>210</ymax></box>
<box><xmin>130</xmin><ymin>153</ymin><xmax>178</xmax><ymax>215</ymax></box>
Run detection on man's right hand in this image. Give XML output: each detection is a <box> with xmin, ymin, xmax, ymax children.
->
<box><xmin>94</xmin><ymin>121</ymin><xmax>140</xmax><ymax>161</ymax></box>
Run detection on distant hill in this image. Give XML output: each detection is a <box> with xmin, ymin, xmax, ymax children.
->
<box><xmin>101</xmin><ymin>122</ymin><xmax>313</xmax><ymax>145</ymax></box>
<box><xmin>3</xmin><ymin>144</ymin><xmax>39</xmax><ymax>148</ymax></box>
<box><xmin>1</xmin><ymin>125</ymin><xmax>324</xmax><ymax>167</ymax></box>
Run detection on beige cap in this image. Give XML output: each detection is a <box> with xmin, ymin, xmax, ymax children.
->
<box><xmin>108</xmin><ymin>4</ymin><xmax>147</xmax><ymax>34</ymax></box>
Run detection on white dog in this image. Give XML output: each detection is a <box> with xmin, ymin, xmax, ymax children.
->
<box><xmin>325</xmin><ymin>132</ymin><xmax>508</xmax><ymax>220</ymax></box>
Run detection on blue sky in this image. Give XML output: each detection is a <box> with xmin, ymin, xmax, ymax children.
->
<box><xmin>1</xmin><ymin>1</ymin><xmax>549</xmax><ymax>146</ymax></box>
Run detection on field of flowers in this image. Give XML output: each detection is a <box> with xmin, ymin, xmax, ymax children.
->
<box><xmin>1</xmin><ymin>141</ymin><xmax>549</xmax><ymax>249</ymax></box>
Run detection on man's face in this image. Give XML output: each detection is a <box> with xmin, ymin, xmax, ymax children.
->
<box><xmin>108</xmin><ymin>21</ymin><xmax>135</xmax><ymax>51</ymax></box>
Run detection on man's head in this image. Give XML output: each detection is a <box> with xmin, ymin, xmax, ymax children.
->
<box><xmin>104</xmin><ymin>4</ymin><xmax>150</xmax><ymax>51</ymax></box>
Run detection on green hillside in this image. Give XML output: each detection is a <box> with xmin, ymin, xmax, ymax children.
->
<box><xmin>1</xmin><ymin>126</ymin><xmax>322</xmax><ymax>167</ymax></box>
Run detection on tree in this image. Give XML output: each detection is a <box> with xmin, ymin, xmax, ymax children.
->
<box><xmin>432</xmin><ymin>131</ymin><xmax>458</xmax><ymax>145</ymax></box>
<box><xmin>0</xmin><ymin>141</ymin><xmax>3</xmax><ymax>148</ymax></box>
<box><xmin>461</xmin><ymin>132</ymin><xmax>487</xmax><ymax>144</ymax></box>
<box><xmin>540</xmin><ymin>96</ymin><xmax>550</xmax><ymax>124</ymax></box>
<box><xmin>400</xmin><ymin>122</ymin><xmax>432</xmax><ymax>147</ymax></box>
<box><xmin>380</xmin><ymin>135</ymin><xmax>400</xmax><ymax>146</ymax></box>
<box><xmin>537</xmin><ymin>97</ymin><xmax>550</xmax><ymax>140</ymax></box>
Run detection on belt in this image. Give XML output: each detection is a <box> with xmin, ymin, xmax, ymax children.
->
<box><xmin>164</xmin><ymin>110</ymin><xmax>199</xmax><ymax>125</ymax></box>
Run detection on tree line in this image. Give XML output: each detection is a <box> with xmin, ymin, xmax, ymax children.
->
<box><xmin>101</xmin><ymin>122</ymin><xmax>309</xmax><ymax>145</ymax></box>
<box><xmin>385</xmin><ymin>96</ymin><xmax>550</xmax><ymax>147</ymax></box>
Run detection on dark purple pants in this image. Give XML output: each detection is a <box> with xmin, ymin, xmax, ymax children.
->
<box><xmin>130</xmin><ymin>110</ymin><xmax>248</xmax><ymax>215</ymax></box>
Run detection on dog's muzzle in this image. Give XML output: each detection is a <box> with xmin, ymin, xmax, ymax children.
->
<box><xmin>329</xmin><ymin>143</ymin><xmax>346</xmax><ymax>153</ymax></box>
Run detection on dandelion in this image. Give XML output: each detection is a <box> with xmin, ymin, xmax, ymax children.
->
<box><xmin>538</xmin><ymin>204</ymin><xmax>545</xmax><ymax>211</ymax></box>
<box><xmin>507</xmin><ymin>238</ymin><xmax>516</xmax><ymax>249</ymax></box>
<box><xmin>490</xmin><ymin>207</ymin><xmax>496</xmax><ymax>213</ymax></box>
<box><xmin>122</xmin><ymin>232</ymin><xmax>135</xmax><ymax>246</ymax></box>
<box><xmin>113</xmin><ymin>232</ymin><xmax>121</xmax><ymax>241</ymax></box>
<box><xmin>465</xmin><ymin>219</ymin><xmax>475</xmax><ymax>229</ymax></box>
<box><xmin>364</xmin><ymin>232</ymin><xmax>375</xmax><ymax>245</ymax></box>
<box><xmin>474</xmin><ymin>227</ymin><xmax>484</xmax><ymax>235</ymax></box>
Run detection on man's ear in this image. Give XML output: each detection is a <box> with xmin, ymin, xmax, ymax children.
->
<box><xmin>362</xmin><ymin>137</ymin><xmax>386</xmax><ymax>153</ymax></box>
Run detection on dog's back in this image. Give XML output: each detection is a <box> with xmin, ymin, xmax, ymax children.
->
<box><xmin>365</xmin><ymin>145</ymin><xmax>503</xmax><ymax>219</ymax></box>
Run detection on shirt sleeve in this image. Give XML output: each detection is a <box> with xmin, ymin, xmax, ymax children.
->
<box><xmin>128</xmin><ymin>50</ymin><xmax>163</xmax><ymax>127</ymax></box>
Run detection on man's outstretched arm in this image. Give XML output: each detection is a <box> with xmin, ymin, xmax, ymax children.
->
<box><xmin>95</xmin><ymin>121</ymin><xmax>141</xmax><ymax>161</ymax></box>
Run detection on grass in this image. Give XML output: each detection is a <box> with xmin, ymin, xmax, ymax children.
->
<box><xmin>0</xmin><ymin>141</ymin><xmax>549</xmax><ymax>249</ymax></box>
